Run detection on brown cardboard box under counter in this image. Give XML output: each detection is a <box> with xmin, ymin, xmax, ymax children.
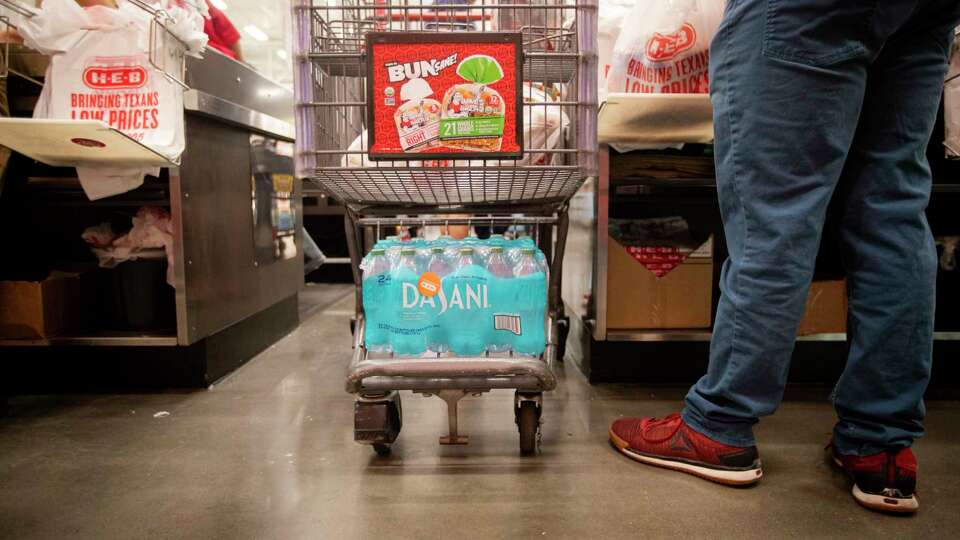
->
<box><xmin>797</xmin><ymin>280</ymin><xmax>847</xmax><ymax>336</ymax></box>
<box><xmin>0</xmin><ymin>272</ymin><xmax>93</xmax><ymax>339</ymax></box>
<box><xmin>606</xmin><ymin>235</ymin><xmax>714</xmax><ymax>329</ymax></box>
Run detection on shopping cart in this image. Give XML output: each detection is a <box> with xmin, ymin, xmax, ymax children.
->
<box><xmin>293</xmin><ymin>0</ymin><xmax>597</xmax><ymax>454</ymax></box>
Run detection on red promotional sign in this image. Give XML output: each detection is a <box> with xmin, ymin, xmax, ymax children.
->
<box><xmin>366</xmin><ymin>32</ymin><xmax>523</xmax><ymax>161</ymax></box>
<box><xmin>625</xmin><ymin>246</ymin><xmax>691</xmax><ymax>278</ymax></box>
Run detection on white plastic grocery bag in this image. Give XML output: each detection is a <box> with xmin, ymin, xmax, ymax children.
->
<box><xmin>945</xmin><ymin>27</ymin><xmax>960</xmax><ymax>159</ymax></box>
<box><xmin>19</xmin><ymin>0</ymin><xmax>202</xmax><ymax>198</ymax></box>
<box><xmin>607</xmin><ymin>0</ymin><xmax>724</xmax><ymax>96</ymax></box>
<box><xmin>24</xmin><ymin>0</ymin><xmax>185</xmax><ymax>160</ymax></box>
<box><xmin>597</xmin><ymin>0</ymin><xmax>636</xmax><ymax>101</ymax></box>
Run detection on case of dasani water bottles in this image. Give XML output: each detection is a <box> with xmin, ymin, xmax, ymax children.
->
<box><xmin>360</xmin><ymin>235</ymin><xmax>549</xmax><ymax>357</ymax></box>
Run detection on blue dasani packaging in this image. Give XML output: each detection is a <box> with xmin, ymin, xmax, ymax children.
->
<box><xmin>361</xmin><ymin>237</ymin><xmax>547</xmax><ymax>357</ymax></box>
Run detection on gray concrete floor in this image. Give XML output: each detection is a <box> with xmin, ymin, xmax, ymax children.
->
<box><xmin>2</xmin><ymin>284</ymin><xmax>959</xmax><ymax>539</ymax></box>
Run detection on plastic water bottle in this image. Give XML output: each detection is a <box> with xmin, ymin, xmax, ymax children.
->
<box><xmin>513</xmin><ymin>248</ymin><xmax>547</xmax><ymax>357</ymax></box>
<box><xmin>505</xmin><ymin>239</ymin><xmax>522</xmax><ymax>266</ymax></box>
<box><xmin>362</xmin><ymin>249</ymin><xmax>392</xmax><ymax>353</ymax></box>
<box><xmin>515</xmin><ymin>248</ymin><xmax>540</xmax><ymax>275</ymax></box>
<box><xmin>400</xmin><ymin>247</ymin><xmax>419</xmax><ymax>269</ymax></box>
<box><xmin>454</xmin><ymin>246</ymin><xmax>478</xmax><ymax>268</ymax></box>
<box><xmin>436</xmin><ymin>235</ymin><xmax>457</xmax><ymax>258</ymax></box>
<box><xmin>536</xmin><ymin>251</ymin><xmax>550</xmax><ymax>276</ymax></box>
<box><xmin>391</xmin><ymin>248</ymin><xmax>426</xmax><ymax>356</ymax></box>
<box><xmin>426</xmin><ymin>246</ymin><xmax>452</xmax><ymax>353</ymax></box>
<box><xmin>447</xmin><ymin>247</ymin><xmax>487</xmax><ymax>356</ymax></box>
<box><xmin>486</xmin><ymin>246</ymin><xmax>513</xmax><ymax>354</ymax></box>
<box><xmin>487</xmin><ymin>246</ymin><xmax>512</xmax><ymax>277</ymax></box>
<box><xmin>427</xmin><ymin>246</ymin><xmax>452</xmax><ymax>275</ymax></box>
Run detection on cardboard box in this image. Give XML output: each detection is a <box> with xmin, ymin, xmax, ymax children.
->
<box><xmin>0</xmin><ymin>272</ymin><xmax>92</xmax><ymax>339</ymax></box>
<box><xmin>606</xmin><ymin>235</ymin><xmax>714</xmax><ymax>329</ymax></box>
<box><xmin>798</xmin><ymin>280</ymin><xmax>847</xmax><ymax>336</ymax></box>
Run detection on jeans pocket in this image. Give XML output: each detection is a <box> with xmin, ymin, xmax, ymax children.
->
<box><xmin>762</xmin><ymin>0</ymin><xmax>878</xmax><ymax>66</ymax></box>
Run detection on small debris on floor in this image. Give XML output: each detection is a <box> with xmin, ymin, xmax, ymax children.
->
<box><xmin>153</xmin><ymin>411</ymin><xmax>170</xmax><ymax>418</ymax></box>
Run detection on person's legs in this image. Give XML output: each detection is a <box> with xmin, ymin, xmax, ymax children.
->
<box><xmin>681</xmin><ymin>0</ymin><xmax>883</xmax><ymax>446</ymax></box>
<box><xmin>610</xmin><ymin>0</ymin><xmax>896</xmax><ymax>484</ymax></box>
<box><xmin>831</xmin><ymin>1</ymin><xmax>960</xmax><ymax>457</ymax></box>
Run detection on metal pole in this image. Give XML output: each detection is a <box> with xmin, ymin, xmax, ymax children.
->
<box><xmin>344</xmin><ymin>207</ymin><xmax>363</xmax><ymax>322</ymax></box>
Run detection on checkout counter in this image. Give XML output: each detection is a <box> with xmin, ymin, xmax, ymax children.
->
<box><xmin>562</xmin><ymin>94</ymin><xmax>960</xmax><ymax>385</ymax></box>
<box><xmin>0</xmin><ymin>49</ymin><xmax>302</xmax><ymax>389</ymax></box>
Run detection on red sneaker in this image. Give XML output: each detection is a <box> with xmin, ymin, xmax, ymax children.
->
<box><xmin>831</xmin><ymin>445</ymin><xmax>919</xmax><ymax>513</ymax></box>
<box><xmin>609</xmin><ymin>413</ymin><xmax>762</xmax><ymax>485</ymax></box>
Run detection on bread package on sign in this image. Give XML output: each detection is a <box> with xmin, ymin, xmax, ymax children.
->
<box><xmin>394</xmin><ymin>99</ymin><xmax>442</xmax><ymax>151</ymax></box>
<box><xmin>394</xmin><ymin>77</ymin><xmax>442</xmax><ymax>152</ymax></box>
<box><xmin>441</xmin><ymin>83</ymin><xmax>506</xmax><ymax>152</ymax></box>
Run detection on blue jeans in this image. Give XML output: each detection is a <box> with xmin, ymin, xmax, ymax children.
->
<box><xmin>682</xmin><ymin>0</ymin><xmax>960</xmax><ymax>456</ymax></box>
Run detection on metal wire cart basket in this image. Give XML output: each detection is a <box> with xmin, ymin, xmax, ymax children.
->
<box><xmin>293</xmin><ymin>0</ymin><xmax>597</xmax><ymax>454</ymax></box>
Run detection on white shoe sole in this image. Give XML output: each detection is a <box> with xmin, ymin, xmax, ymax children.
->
<box><xmin>832</xmin><ymin>457</ymin><xmax>919</xmax><ymax>513</ymax></box>
<box><xmin>852</xmin><ymin>484</ymin><xmax>919</xmax><ymax>513</ymax></box>
<box><xmin>610</xmin><ymin>430</ymin><xmax>763</xmax><ymax>486</ymax></box>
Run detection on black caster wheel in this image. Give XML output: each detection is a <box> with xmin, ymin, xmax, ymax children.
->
<box><xmin>556</xmin><ymin>316</ymin><xmax>570</xmax><ymax>362</ymax></box>
<box><xmin>355</xmin><ymin>392</ymin><xmax>402</xmax><ymax>448</ymax></box>
<box><xmin>517</xmin><ymin>401</ymin><xmax>540</xmax><ymax>455</ymax></box>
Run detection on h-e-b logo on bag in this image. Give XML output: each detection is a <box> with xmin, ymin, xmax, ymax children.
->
<box><xmin>645</xmin><ymin>23</ymin><xmax>697</xmax><ymax>62</ymax></box>
<box><xmin>82</xmin><ymin>56</ymin><xmax>149</xmax><ymax>90</ymax></box>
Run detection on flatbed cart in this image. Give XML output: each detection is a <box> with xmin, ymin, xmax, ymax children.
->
<box><xmin>293</xmin><ymin>0</ymin><xmax>597</xmax><ymax>454</ymax></box>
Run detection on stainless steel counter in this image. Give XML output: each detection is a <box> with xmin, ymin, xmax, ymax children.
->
<box><xmin>1</xmin><ymin>46</ymin><xmax>302</xmax><ymax>386</ymax></box>
<box><xmin>173</xmin><ymin>51</ymin><xmax>300</xmax><ymax>346</ymax></box>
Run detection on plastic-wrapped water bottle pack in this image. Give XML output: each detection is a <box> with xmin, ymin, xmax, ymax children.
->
<box><xmin>360</xmin><ymin>235</ymin><xmax>549</xmax><ymax>357</ymax></box>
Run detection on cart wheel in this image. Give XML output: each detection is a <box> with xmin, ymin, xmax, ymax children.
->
<box><xmin>372</xmin><ymin>443</ymin><xmax>392</xmax><ymax>456</ymax></box>
<box><xmin>350</xmin><ymin>317</ymin><xmax>356</xmax><ymax>336</ymax></box>
<box><xmin>355</xmin><ymin>392</ymin><xmax>402</xmax><ymax>448</ymax></box>
<box><xmin>517</xmin><ymin>401</ymin><xmax>540</xmax><ymax>455</ymax></box>
<box><xmin>556</xmin><ymin>316</ymin><xmax>570</xmax><ymax>362</ymax></box>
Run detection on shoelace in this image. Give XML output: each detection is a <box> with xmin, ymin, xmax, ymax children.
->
<box><xmin>640</xmin><ymin>413</ymin><xmax>683</xmax><ymax>443</ymax></box>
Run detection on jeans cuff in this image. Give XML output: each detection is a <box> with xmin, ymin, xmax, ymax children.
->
<box><xmin>681</xmin><ymin>407</ymin><xmax>757</xmax><ymax>448</ymax></box>
<box><xmin>832</xmin><ymin>424</ymin><xmax>913</xmax><ymax>457</ymax></box>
